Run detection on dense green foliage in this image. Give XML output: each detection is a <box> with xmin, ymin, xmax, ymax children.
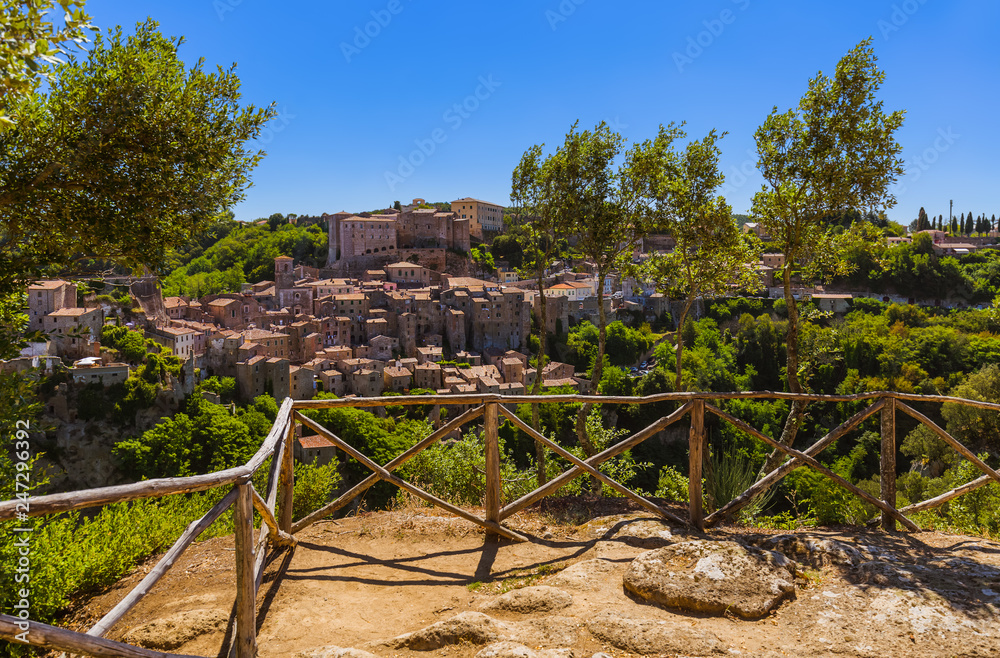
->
<box><xmin>114</xmin><ymin>394</ymin><xmax>278</xmax><ymax>479</ymax></box>
<box><xmin>161</xmin><ymin>217</ymin><xmax>328</xmax><ymax>297</ymax></box>
<box><xmin>0</xmin><ymin>20</ymin><xmax>274</xmax><ymax>296</ymax></box>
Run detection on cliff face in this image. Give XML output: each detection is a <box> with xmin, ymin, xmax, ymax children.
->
<box><xmin>36</xmin><ymin>377</ymin><xmax>188</xmax><ymax>492</ymax></box>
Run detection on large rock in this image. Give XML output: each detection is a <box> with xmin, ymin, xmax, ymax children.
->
<box><xmin>479</xmin><ymin>586</ymin><xmax>573</xmax><ymax>614</ymax></box>
<box><xmin>623</xmin><ymin>540</ymin><xmax>796</xmax><ymax>619</ymax></box>
<box><xmin>548</xmin><ymin>559</ymin><xmax>619</xmax><ymax>591</ymax></box>
<box><xmin>758</xmin><ymin>534</ymin><xmax>862</xmax><ymax>567</ymax></box>
<box><xmin>296</xmin><ymin>648</ymin><xmax>379</xmax><ymax>658</ymax></box>
<box><xmin>586</xmin><ymin>611</ymin><xmax>726</xmax><ymax>655</ymax></box>
<box><xmin>475</xmin><ymin>641</ymin><xmax>575</xmax><ymax>658</ymax></box>
<box><xmin>388</xmin><ymin>612</ymin><xmax>503</xmax><ymax>650</ymax></box>
<box><xmin>382</xmin><ymin>612</ymin><xmax>579</xmax><ymax>651</ymax></box>
<box><xmin>122</xmin><ymin>609</ymin><xmax>227</xmax><ymax>650</ymax></box>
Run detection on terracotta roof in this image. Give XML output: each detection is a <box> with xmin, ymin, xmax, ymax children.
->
<box><xmin>298</xmin><ymin>435</ymin><xmax>334</xmax><ymax>450</ymax></box>
<box><xmin>29</xmin><ymin>280</ymin><xmax>71</xmax><ymax>291</ymax></box>
<box><xmin>47</xmin><ymin>307</ymin><xmax>99</xmax><ymax>317</ymax></box>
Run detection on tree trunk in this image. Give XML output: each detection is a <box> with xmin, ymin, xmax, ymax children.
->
<box><xmin>674</xmin><ymin>294</ymin><xmax>697</xmax><ymax>393</ymax></box>
<box><xmin>532</xmin><ymin>268</ymin><xmax>548</xmax><ymax>486</ymax></box>
<box><xmin>758</xmin><ymin>264</ymin><xmax>806</xmax><ymax>477</ymax></box>
<box><xmin>575</xmin><ymin>271</ymin><xmax>605</xmax><ymax>492</ymax></box>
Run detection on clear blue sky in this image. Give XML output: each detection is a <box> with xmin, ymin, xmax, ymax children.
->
<box><xmin>85</xmin><ymin>0</ymin><xmax>999</xmax><ymax>225</ymax></box>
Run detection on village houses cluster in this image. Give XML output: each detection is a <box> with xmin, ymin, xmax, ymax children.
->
<box><xmin>15</xmin><ymin>198</ymin><xmax>629</xmax><ymax>411</ymax></box>
<box><xmin>16</xmin><ymin>198</ymin><xmax>985</xmax><ymax>414</ymax></box>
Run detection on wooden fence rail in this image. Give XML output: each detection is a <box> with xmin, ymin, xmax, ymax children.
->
<box><xmin>3</xmin><ymin>391</ymin><xmax>999</xmax><ymax>658</ymax></box>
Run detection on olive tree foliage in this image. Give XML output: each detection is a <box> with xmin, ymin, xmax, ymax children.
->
<box><xmin>751</xmin><ymin>38</ymin><xmax>904</xmax><ymax>473</ymax></box>
<box><xmin>0</xmin><ymin>20</ymin><xmax>276</xmax><ymax>296</ymax></box>
<box><xmin>0</xmin><ymin>0</ymin><xmax>92</xmax><ymax>127</ymax></box>
<box><xmin>646</xmin><ymin>129</ymin><xmax>762</xmax><ymax>392</ymax></box>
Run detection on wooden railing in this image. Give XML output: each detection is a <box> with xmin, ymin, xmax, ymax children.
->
<box><xmin>2</xmin><ymin>391</ymin><xmax>1000</xmax><ymax>657</ymax></box>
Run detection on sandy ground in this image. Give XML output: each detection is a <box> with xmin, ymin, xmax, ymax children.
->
<box><xmin>60</xmin><ymin>498</ymin><xmax>1000</xmax><ymax>658</ymax></box>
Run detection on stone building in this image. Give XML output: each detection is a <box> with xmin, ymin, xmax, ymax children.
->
<box><xmin>236</xmin><ymin>355</ymin><xmax>290</xmax><ymax>402</ymax></box>
<box><xmin>452</xmin><ymin>197</ymin><xmax>504</xmax><ymax>240</ymax></box>
<box><xmin>28</xmin><ymin>280</ymin><xmax>77</xmax><ymax>332</ymax></box>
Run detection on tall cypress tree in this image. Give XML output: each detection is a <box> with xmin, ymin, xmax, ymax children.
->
<box><xmin>965</xmin><ymin>212</ymin><xmax>974</xmax><ymax>235</ymax></box>
<box><xmin>918</xmin><ymin>206</ymin><xmax>929</xmax><ymax>231</ymax></box>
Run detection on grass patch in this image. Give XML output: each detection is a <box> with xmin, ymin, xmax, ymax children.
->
<box><xmin>466</xmin><ymin>562</ymin><xmax>566</xmax><ymax>595</ymax></box>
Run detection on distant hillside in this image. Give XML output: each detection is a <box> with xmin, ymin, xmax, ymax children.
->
<box><xmin>161</xmin><ymin>216</ymin><xmax>327</xmax><ymax>298</ymax></box>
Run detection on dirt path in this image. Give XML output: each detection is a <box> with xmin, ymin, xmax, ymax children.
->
<box><xmin>62</xmin><ymin>500</ymin><xmax>1000</xmax><ymax>658</ymax></box>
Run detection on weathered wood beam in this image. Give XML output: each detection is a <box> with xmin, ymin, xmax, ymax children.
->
<box><xmin>689</xmin><ymin>399</ymin><xmax>706</xmax><ymax>532</ymax></box>
<box><xmin>899</xmin><ymin>474</ymin><xmax>993</xmax><ymax>515</ymax></box>
<box><xmin>292</xmin><ymin>390</ymin><xmax>905</xmax><ymax>411</ymax></box>
<box><xmin>483</xmin><ymin>402</ymin><xmax>501</xmax><ymax>539</ymax></box>
<box><xmin>295</xmin><ymin>412</ymin><xmax>527</xmax><ymax>542</ymax></box>
<box><xmin>244</xmin><ymin>397</ymin><xmax>294</xmax><ymax>474</ymax></box>
<box><xmin>86</xmin><ymin>488</ymin><xmax>238</xmax><ymax>639</ymax></box>
<box><xmin>0</xmin><ymin>614</ymin><xmax>207</xmax><ymax>658</ymax></box>
<box><xmin>896</xmin><ymin>401</ymin><xmax>1000</xmax><ymax>487</ymax></box>
<box><xmin>290</xmin><ymin>405</ymin><xmax>484</xmax><ymax>534</ymax></box>
<box><xmin>881</xmin><ymin>398</ymin><xmax>897</xmax><ymax>531</ymax></box>
<box><xmin>250</xmin><ymin>486</ymin><xmax>296</xmax><ymax>548</ymax></box>
<box><xmin>704</xmin><ymin>398</ymin><xmax>886</xmax><ymax>527</ymax></box>
<box><xmin>500</xmin><ymin>401</ymin><xmax>695</xmax><ymax>520</ymax></box>
<box><xmin>499</xmin><ymin>406</ymin><xmax>688</xmax><ymax>526</ymax></box>
<box><xmin>233</xmin><ymin>484</ymin><xmax>257</xmax><ymax>658</ymax></box>
<box><xmin>705</xmin><ymin>402</ymin><xmax>919</xmax><ymax>532</ymax></box>
<box><xmin>0</xmin><ymin>467</ymin><xmax>250</xmax><ymax>521</ymax></box>
<box><xmin>278</xmin><ymin>412</ymin><xmax>295</xmax><ymax>533</ymax></box>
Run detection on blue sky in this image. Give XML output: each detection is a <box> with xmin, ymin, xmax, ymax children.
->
<box><xmin>85</xmin><ymin>1</ymin><xmax>999</xmax><ymax>225</ymax></box>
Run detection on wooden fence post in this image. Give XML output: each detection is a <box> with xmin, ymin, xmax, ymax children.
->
<box><xmin>881</xmin><ymin>395</ymin><xmax>897</xmax><ymax>531</ymax></box>
<box><xmin>688</xmin><ymin>399</ymin><xmax>705</xmax><ymax>532</ymax></box>
<box><xmin>234</xmin><ymin>483</ymin><xmax>257</xmax><ymax>657</ymax></box>
<box><xmin>279</xmin><ymin>412</ymin><xmax>295</xmax><ymax>533</ymax></box>
<box><xmin>484</xmin><ymin>401</ymin><xmax>501</xmax><ymax>540</ymax></box>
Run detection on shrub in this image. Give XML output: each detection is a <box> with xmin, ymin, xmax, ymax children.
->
<box><xmin>655</xmin><ymin>465</ymin><xmax>689</xmax><ymax>502</ymax></box>
<box><xmin>292</xmin><ymin>460</ymin><xmax>342</xmax><ymax>521</ymax></box>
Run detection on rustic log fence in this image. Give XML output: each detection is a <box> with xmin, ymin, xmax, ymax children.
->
<box><xmin>2</xmin><ymin>390</ymin><xmax>1000</xmax><ymax>657</ymax></box>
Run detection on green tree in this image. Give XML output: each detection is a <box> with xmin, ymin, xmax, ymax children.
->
<box><xmin>965</xmin><ymin>212</ymin><xmax>974</xmax><ymax>236</ymax></box>
<box><xmin>647</xmin><ymin>128</ymin><xmax>762</xmax><ymax>391</ymax></box>
<box><xmin>917</xmin><ymin>206</ymin><xmax>929</xmax><ymax>231</ymax></box>
<box><xmin>539</xmin><ymin>121</ymin><xmax>673</xmax><ymax>461</ymax></box>
<box><xmin>0</xmin><ymin>20</ymin><xmax>275</xmax><ymax>296</ymax></box>
<box><xmin>751</xmin><ymin>38</ymin><xmax>904</xmax><ymax>472</ymax></box>
<box><xmin>509</xmin><ymin>141</ymin><xmax>578</xmax><ymax>483</ymax></box>
<box><xmin>0</xmin><ymin>0</ymin><xmax>92</xmax><ymax>127</ymax></box>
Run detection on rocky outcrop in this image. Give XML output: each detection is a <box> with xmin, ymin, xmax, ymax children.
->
<box><xmin>623</xmin><ymin>540</ymin><xmax>796</xmax><ymax>619</ymax></box>
<box><xmin>548</xmin><ymin>559</ymin><xmax>620</xmax><ymax>591</ymax></box>
<box><xmin>296</xmin><ymin>648</ymin><xmax>379</xmax><ymax>658</ymax></box>
<box><xmin>479</xmin><ymin>586</ymin><xmax>573</xmax><ymax>614</ymax></box>
<box><xmin>756</xmin><ymin>534</ymin><xmax>862</xmax><ymax>567</ymax></box>
<box><xmin>380</xmin><ymin>611</ymin><xmax>579</xmax><ymax>651</ymax></box>
<box><xmin>123</xmin><ymin>609</ymin><xmax>228</xmax><ymax>650</ymax></box>
<box><xmin>586</xmin><ymin>611</ymin><xmax>726</xmax><ymax>655</ymax></box>
<box><xmin>475</xmin><ymin>642</ymin><xmax>575</xmax><ymax>658</ymax></box>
